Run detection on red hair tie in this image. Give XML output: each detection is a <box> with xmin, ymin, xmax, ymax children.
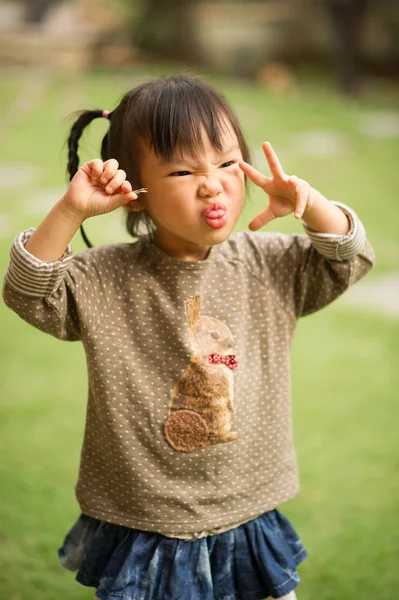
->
<box><xmin>102</xmin><ymin>110</ymin><xmax>110</xmax><ymax>119</ymax></box>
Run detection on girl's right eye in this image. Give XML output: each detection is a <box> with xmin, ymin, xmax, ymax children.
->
<box><xmin>170</xmin><ymin>171</ymin><xmax>191</xmax><ymax>177</ymax></box>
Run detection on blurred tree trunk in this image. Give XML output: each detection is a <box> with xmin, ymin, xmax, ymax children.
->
<box><xmin>135</xmin><ymin>0</ymin><xmax>200</xmax><ymax>61</ymax></box>
<box><xmin>326</xmin><ymin>0</ymin><xmax>369</xmax><ymax>95</ymax></box>
<box><xmin>22</xmin><ymin>0</ymin><xmax>59</xmax><ymax>23</ymax></box>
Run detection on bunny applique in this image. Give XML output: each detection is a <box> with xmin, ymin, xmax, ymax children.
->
<box><xmin>164</xmin><ymin>294</ymin><xmax>239</xmax><ymax>452</ymax></box>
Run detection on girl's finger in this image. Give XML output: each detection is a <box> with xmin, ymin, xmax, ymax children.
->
<box><xmin>238</xmin><ymin>161</ymin><xmax>271</xmax><ymax>189</ymax></box>
<box><xmin>104</xmin><ymin>169</ymin><xmax>127</xmax><ymax>193</ymax></box>
<box><xmin>101</xmin><ymin>158</ymin><xmax>119</xmax><ymax>184</ymax></box>
<box><xmin>81</xmin><ymin>159</ymin><xmax>103</xmax><ymax>180</ymax></box>
<box><xmin>107</xmin><ymin>191</ymin><xmax>138</xmax><ymax>213</ymax></box>
<box><xmin>262</xmin><ymin>142</ymin><xmax>285</xmax><ymax>179</ymax></box>
<box><xmin>121</xmin><ymin>180</ymin><xmax>132</xmax><ymax>193</ymax></box>
<box><xmin>123</xmin><ymin>191</ymin><xmax>138</xmax><ymax>202</ymax></box>
<box><xmin>248</xmin><ymin>205</ymin><xmax>276</xmax><ymax>231</ymax></box>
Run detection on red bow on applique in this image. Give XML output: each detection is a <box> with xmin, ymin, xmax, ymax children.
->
<box><xmin>208</xmin><ymin>353</ymin><xmax>238</xmax><ymax>370</ymax></box>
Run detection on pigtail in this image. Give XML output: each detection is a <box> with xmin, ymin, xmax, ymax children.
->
<box><xmin>66</xmin><ymin>109</ymin><xmax>111</xmax><ymax>248</ymax></box>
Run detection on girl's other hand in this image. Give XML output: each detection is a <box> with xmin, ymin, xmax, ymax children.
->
<box><xmin>239</xmin><ymin>142</ymin><xmax>315</xmax><ymax>231</ymax></box>
<box><xmin>61</xmin><ymin>159</ymin><xmax>139</xmax><ymax>222</ymax></box>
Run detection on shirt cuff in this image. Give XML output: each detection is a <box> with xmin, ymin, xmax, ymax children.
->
<box><xmin>5</xmin><ymin>228</ymin><xmax>73</xmax><ymax>297</ymax></box>
<box><xmin>302</xmin><ymin>201</ymin><xmax>367</xmax><ymax>261</ymax></box>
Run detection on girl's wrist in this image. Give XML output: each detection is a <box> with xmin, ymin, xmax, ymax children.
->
<box><xmin>58</xmin><ymin>196</ymin><xmax>87</xmax><ymax>225</ymax></box>
<box><xmin>302</xmin><ymin>187</ymin><xmax>326</xmax><ymax>216</ymax></box>
<box><xmin>301</xmin><ymin>188</ymin><xmax>351</xmax><ymax>234</ymax></box>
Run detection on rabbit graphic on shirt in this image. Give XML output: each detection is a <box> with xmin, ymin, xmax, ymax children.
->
<box><xmin>164</xmin><ymin>294</ymin><xmax>239</xmax><ymax>452</ymax></box>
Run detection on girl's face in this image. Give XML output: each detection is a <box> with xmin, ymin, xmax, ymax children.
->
<box><xmin>135</xmin><ymin>122</ymin><xmax>245</xmax><ymax>261</ymax></box>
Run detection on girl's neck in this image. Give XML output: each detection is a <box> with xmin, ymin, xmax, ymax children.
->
<box><xmin>153</xmin><ymin>230</ymin><xmax>212</xmax><ymax>262</ymax></box>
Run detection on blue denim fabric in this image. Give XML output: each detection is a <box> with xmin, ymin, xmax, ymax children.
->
<box><xmin>58</xmin><ymin>509</ymin><xmax>307</xmax><ymax>600</ymax></box>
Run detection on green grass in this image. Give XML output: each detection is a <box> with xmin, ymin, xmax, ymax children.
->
<box><xmin>0</xmin><ymin>66</ymin><xmax>398</xmax><ymax>600</ymax></box>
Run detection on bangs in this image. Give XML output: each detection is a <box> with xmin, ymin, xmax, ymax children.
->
<box><xmin>133</xmin><ymin>76</ymin><xmax>240</xmax><ymax>161</ymax></box>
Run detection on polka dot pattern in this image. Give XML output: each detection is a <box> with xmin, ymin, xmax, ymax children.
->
<box><xmin>2</xmin><ymin>208</ymin><xmax>375</xmax><ymax>539</ymax></box>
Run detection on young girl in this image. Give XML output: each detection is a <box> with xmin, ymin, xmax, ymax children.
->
<box><xmin>3</xmin><ymin>74</ymin><xmax>375</xmax><ymax>600</ymax></box>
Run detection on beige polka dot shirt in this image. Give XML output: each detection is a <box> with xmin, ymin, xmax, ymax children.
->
<box><xmin>2</xmin><ymin>201</ymin><xmax>375</xmax><ymax>540</ymax></box>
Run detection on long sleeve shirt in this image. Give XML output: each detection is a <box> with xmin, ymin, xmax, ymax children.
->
<box><xmin>2</xmin><ymin>201</ymin><xmax>375</xmax><ymax>539</ymax></box>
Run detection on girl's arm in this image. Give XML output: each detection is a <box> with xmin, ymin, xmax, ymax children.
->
<box><xmin>300</xmin><ymin>189</ymin><xmax>351</xmax><ymax>235</ymax></box>
<box><xmin>3</xmin><ymin>227</ymin><xmax>130</xmax><ymax>341</ymax></box>
<box><xmin>3</xmin><ymin>159</ymin><xmax>137</xmax><ymax>341</ymax></box>
<box><xmin>236</xmin><ymin>204</ymin><xmax>375</xmax><ymax>319</ymax></box>
<box><xmin>25</xmin><ymin>158</ymin><xmax>138</xmax><ymax>262</ymax></box>
<box><xmin>238</xmin><ymin>143</ymin><xmax>375</xmax><ymax>317</ymax></box>
<box><xmin>24</xmin><ymin>199</ymin><xmax>84</xmax><ymax>262</ymax></box>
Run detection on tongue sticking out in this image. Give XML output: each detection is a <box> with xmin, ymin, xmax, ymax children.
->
<box><xmin>206</xmin><ymin>209</ymin><xmax>226</xmax><ymax>219</ymax></box>
<box><xmin>202</xmin><ymin>203</ymin><xmax>227</xmax><ymax>228</ymax></box>
<box><xmin>203</xmin><ymin>211</ymin><xmax>227</xmax><ymax>229</ymax></box>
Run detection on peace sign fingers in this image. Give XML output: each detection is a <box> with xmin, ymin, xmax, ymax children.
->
<box><xmin>239</xmin><ymin>141</ymin><xmax>308</xmax><ymax>230</ymax></box>
<box><xmin>239</xmin><ymin>142</ymin><xmax>287</xmax><ymax>192</ymax></box>
<box><xmin>262</xmin><ymin>141</ymin><xmax>286</xmax><ymax>179</ymax></box>
<box><xmin>238</xmin><ymin>160</ymin><xmax>272</xmax><ymax>191</ymax></box>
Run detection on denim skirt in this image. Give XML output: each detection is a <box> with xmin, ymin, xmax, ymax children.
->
<box><xmin>58</xmin><ymin>509</ymin><xmax>307</xmax><ymax>600</ymax></box>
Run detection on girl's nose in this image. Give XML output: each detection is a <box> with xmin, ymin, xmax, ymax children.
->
<box><xmin>198</xmin><ymin>174</ymin><xmax>224</xmax><ymax>198</ymax></box>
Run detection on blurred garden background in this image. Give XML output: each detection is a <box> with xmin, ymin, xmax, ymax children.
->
<box><xmin>0</xmin><ymin>0</ymin><xmax>398</xmax><ymax>598</ymax></box>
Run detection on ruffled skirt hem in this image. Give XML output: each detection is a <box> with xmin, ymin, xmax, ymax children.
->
<box><xmin>58</xmin><ymin>509</ymin><xmax>307</xmax><ymax>600</ymax></box>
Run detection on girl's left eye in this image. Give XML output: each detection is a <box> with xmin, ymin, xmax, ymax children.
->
<box><xmin>169</xmin><ymin>161</ymin><xmax>236</xmax><ymax>177</ymax></box>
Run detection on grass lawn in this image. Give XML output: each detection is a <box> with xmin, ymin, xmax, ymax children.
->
<box><xmin>0</xmin><ymin>66</ymin><xmax>398</xmax><ymax>600</ymax></box>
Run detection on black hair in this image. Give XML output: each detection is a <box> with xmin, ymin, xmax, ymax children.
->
<box><xmin>66</xmin><ymin>74</ymin><xmax>252</xmax><ymax>248</ymax></box>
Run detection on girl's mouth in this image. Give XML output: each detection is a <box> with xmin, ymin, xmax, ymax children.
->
<box><xmin>202</xmin><ymin>203</ymin><xmax>227</xmax><ymax>229</ymax></box>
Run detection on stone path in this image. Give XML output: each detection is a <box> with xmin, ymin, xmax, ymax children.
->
<box><xmin>0</xmin><ymin>163</ymin><xmax>39</xmax><ymax>189</ymax></box>
<box><xmin>22</xmin><ymin>186</ymin><xmax>68</xmax><ymax>214</ymax></box>
<box><xmin>291</xmin><ymin>129</ymin><xmax>348</xmax><ymax>157</ymax></box>
<box><xmin>340</xmin><ymin>273</ymin><xmax>399</xmax><ymax>318</ymax></box>
<box><xmin>357</xmin><ymin>110</ymin><xmax>399</xmax><ymax>138</ymax></box>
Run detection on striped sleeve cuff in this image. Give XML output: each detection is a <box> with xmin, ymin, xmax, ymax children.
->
<box><xmin>4</xmin><ymin>228</ymin><xmax>73</xmax><ymax>297</ymax></box>
<box><xmin>302</xmin><ymin>201</ymin><xmax>367</xmax><ymax>261</ymax></box>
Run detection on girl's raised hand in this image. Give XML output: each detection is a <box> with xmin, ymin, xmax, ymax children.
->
<box><xmin>62</xmin><ymin>159</ymin><xmax>139</xmax><ymax>221</ymax></box>
<box><xmin>239</xmin><ymin>142</ymin><xmax>315</xmax><ymax>231</ymax></box>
